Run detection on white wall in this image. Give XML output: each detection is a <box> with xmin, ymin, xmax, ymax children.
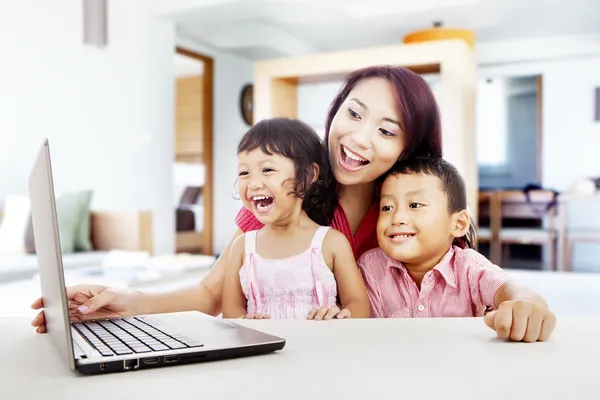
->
<box><xmin>0</xmin><ymin>1</ymin><xmax>176</xmax><ymax>254</ymax></box>
<box><xmin>176</xmin><ymin>36</ymin><xmax>254</xmax><ymax>254</ymax></box>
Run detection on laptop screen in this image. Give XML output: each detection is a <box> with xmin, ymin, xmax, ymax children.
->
<box><xmin>28</xmin><ymin>139</ymin><xmax>76</xmax><ymax>371</ymax></box>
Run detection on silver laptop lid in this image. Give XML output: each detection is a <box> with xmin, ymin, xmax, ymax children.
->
<box><xmin>28</xmin><ymin>139</ymin><xmax>76</xmax><ymax>370</ymax></box>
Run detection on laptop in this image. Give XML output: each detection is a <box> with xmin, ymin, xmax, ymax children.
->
<box><xmin>28</xmin><ymin>139</ymin><xmax>286</xmax><ymax>375</ymax></box>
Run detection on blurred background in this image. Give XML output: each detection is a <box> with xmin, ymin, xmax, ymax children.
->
<box><xmin>1</xmin><ymin>0</ymin><xmax>599</xmax><ymax>318</ymax></box>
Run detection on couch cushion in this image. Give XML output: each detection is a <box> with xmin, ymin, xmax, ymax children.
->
<box><xmin>0</xmin><ymin>251</ymin><xmax>108</xmax><ymax>283</ymax></box>
<box><xmin>24</xmin><ymin>190</ymin><xmax>94</xmax><ymax>254</ymax></box>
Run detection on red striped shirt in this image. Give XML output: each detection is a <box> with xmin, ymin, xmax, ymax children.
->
<box><xmin>234</xmin><ymin>203</ymin><xmax>380</xmax><ymax>259</ymax></box>
<box><xmin>358</xmin><ymin>246</ymin><xmax>512</xmax><ymax>318</ymax></box>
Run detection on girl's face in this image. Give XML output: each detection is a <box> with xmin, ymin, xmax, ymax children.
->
<box><xmin>237</xmin><ymin>148</ymin><xmax>302</xmax><ymax>226</ymax></box>
<box><xmin>328</xmin><ymin>77</ymin><xmax>406</xmax><ymax>187</ymax></box>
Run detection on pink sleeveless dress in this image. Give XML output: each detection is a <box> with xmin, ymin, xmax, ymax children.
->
<box><xmin>239</xmin><ymin>226</ymin><xmax>338</xmax><ymax>319</ymax></box>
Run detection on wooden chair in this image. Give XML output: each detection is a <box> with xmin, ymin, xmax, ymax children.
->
<box><xmin>477</xmin><ymin>190</ymin><xmax>502</xmax><ymax>265</ymax></box>
<box><xmin>496</xmin><ymin>190</ymin><xmax>559</xmax><ymax>271</ymax></box>
<box><xmin>556</xmin><ymin>193</ymin><xmax>600</xmax><ymax>271</ymax></box>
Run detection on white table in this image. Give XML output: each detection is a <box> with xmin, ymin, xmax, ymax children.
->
<box><xmin>1</xmin><ymin>316</ymin><xmax>598</xmax><ymax>399</ymax></box>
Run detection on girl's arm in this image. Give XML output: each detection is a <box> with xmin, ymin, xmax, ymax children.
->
<box><xmin>221</xmin><ymin>235</ymin><xmax>248</xmax><ymax>318</ymax></box>
<box><xmin>326</xmin><ymin>230</ymin><xmax>371</xmax><ymax>318</ymax></box>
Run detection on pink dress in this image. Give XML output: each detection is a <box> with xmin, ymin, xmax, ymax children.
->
<box><xmin>239</xmin><ymin>226</ymin><xmax>338</xmax><ymax>319</ymax></box>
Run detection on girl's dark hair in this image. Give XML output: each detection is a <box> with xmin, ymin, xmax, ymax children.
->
<box><xmin>318</xmin><ymin>65</ymin><xmax>445</xmax><ymax>217</ymax></box>
<box><xmin>237</xmin><ymin>117</ymin><xmax>334</xmax><ymax>225</ymax></box>
<box><xmin>385</xmin><ymin>157</ymin><xmax>478</xmax><ymax>249</ymax></box>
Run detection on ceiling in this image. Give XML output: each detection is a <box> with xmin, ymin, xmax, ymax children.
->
<box><xmin>154</xmin><ymin>0</ymin><xmax>600</xmax><ymax>60</ymax></box>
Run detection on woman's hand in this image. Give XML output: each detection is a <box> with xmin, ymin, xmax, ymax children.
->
<box><xmin>31</xmin><ymin>284</ymin><xmax>144</xmax><ymax>333</ymax></box>
<box><xmin>306</xmin><ymin>305</ymin><xmax>351</xmax><ymax>320</ymax></box>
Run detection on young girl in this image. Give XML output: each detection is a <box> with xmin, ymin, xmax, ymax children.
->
<box><xmin>358</xmin><ymin>157</ymin><xmax>557</xmax><ymax>342</ymax></box>
<box><xmin>222</xmin><ymin>117</ymin><xmax>371</xmax><ymax>320</ymax></box>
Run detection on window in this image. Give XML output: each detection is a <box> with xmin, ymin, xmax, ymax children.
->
<box><xmin>476</xmin><ymin>78</ymin><xmax>508</xmax><ymax>168</ymax></box>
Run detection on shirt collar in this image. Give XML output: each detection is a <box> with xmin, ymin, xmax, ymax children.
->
<box><xmin>385</xmin><ymin>246</ymin><xmax>457</xmax><ymax>288</ymax></box>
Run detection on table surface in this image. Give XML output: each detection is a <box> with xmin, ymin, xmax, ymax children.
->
<box><xmin>1</xmin><ymin>316</ymin><xmax>599</xmax><ymax>399</ymax></box>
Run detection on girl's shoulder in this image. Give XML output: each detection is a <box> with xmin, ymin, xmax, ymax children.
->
<box><xmin>320</xmin><ymin>226</ymin><xmax>353</xmax><ymax>254</ymax></box>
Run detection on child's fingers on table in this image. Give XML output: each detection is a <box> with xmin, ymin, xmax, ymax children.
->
<box><xmin>483</xmin><ymin>310</ymin><xmax>496</xmax><ymax>330</ymax></box>
<box><xmin>492</xmin><ymin>305</ymin><xmax>513</xmax><ymax>340</ymax></box>
<box><xmin>323</xmin><ymin>305</ymin><xmax>341</xmax><ymax>320</ymax></box>
<box><xmin>312</xmin><ymin>306</ymin><xmax>329</xmax><ymax>320</ymax></box>
<box><xmin>335</xmin><ymin>309</ymin><xmax>351</xmax><ymax>319</ymax></box>
<box><xmin>538</xmin><ymin>312</ymin><xmax>557</xmax><ymax>342</ymax></box>
<box><xmin>306</xmin><ymin>309</ymin><xmax>318</xmax><ymax>319</ymax></box>
<box><xmin>508</xmin><ymin>304</ymin><xmax>536</xmax><ymax>341</ymax></box>
<box><xmin>523</xmin><ymin>312</ymin><xmax>543</xmax><ymax>343</ymax></box>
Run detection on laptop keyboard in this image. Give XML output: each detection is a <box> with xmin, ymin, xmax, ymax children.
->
<box><xmin>73</xmin><ymin>316</ymin><xmax>203</xmax><ymax>357</ymax></box>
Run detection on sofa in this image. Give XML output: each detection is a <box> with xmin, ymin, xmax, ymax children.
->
<box><xmin>0</xmin><ymin>192</ymin><xmax>153</xmax><ymax>283</ymax></box>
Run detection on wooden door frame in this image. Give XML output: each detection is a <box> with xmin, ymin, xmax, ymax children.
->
<box><xmin>175</xmin><ymin>46</ymin><xmax>214</xmax><ymax>255</ymax></box>
<box><xmin>536</xmin><ymin>75</ymin><xmax>543</xmax><ymax>185</ymax></box>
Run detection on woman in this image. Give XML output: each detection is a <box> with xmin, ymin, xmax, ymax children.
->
<box><xmin>31</xmin><ymin>65</ymin><xmax>442</xmax><ymax>331</ymax></box>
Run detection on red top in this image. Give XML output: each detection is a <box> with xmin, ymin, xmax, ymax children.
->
<box><xmin>234</xmin><ymin>203</ymin><xmax>380</xmax><ymax>260</ymax></box>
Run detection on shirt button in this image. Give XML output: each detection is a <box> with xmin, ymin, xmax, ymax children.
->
<box><xmin>417</xmin><ymin>304</ymin><xmax>425</xmax><ymax>312</ymax></box>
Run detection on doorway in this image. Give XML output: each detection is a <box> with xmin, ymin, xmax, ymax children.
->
<box><xmin>173</xmin><ymin>47</ymin><xmax>214</xmax><ymax>255</ymax></box>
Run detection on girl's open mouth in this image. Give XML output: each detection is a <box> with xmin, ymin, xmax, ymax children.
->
<box><xmin>251</xmin><ymin>195</ymin><xmax>274</xmax><ymax>213</ymax></box>
<box><xmin>339</xmin><ymin>145</ymin><xmax>370</xmax><ymax>171</ymax></box>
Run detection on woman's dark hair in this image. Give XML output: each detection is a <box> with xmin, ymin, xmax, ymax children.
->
<box><xmin>385</xmin><ymin>157</ymin><xmax>477</xmax><ymax>250</ymax></box>
<box><xmin>317</xmin><ymin>65</ymin><xmax>445</xmax><ymax>219</ymax></box>
<box><xmin>237</xmin><ymin>117</ymin><xmax>334</xmax><ymax>225</ymax></box>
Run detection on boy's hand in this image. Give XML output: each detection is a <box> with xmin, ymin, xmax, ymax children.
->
<box><xmin>484</xmin><ymin>300</ymin><xmax>556</xmax><ymax>342</ymax></box>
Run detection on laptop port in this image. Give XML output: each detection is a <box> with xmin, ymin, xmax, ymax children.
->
<box><xmin>123</xmin><ymin>359</ymin><xmax>139</xmax><ymax>370</ymax></box>
<box><xmin>143</xmin><ymin>357</ymin><xmax>160</xmax><ymax>365</ymax></box>
<box><xmin>164</xmin><ymin>355</ymin><xmax>178</xmax><ymax>364</ymax></box>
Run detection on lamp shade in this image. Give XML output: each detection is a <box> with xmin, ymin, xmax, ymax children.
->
<box><xmin>403</xmin><ymin>23</ymin><xmax>475</xmax><ymax>48</ymax></box>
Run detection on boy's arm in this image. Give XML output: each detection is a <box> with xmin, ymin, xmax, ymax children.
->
<box><xmin>468</xmin><ymin>253</ymin><xmax>556</xmax><ymax>342</ymax></box>
<box><xmin>221</xmin><ymin>235</ymin><xmax>248</xmax><ymax>318</ymax></box>
<box><xmin>327</xmin><ymin>230</ymin><xmax>371</xmax><ymax>318</ymax></box>
<box><xmin>493</xmin><ymin>280</ymin><xmax>548</xmax><ymax>310</ymax></box>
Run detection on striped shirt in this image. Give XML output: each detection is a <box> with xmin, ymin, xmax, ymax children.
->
<box><xmin>358</xmin><ymin>246</ymin><xmax>512</xmax><ymax>318</ymax></box>
<box><xmin>234</xmin><ymin>202</ymin><xmax>380</xmax><ymax>259</ymax></box>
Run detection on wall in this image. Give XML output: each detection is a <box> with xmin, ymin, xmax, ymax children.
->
<box><xmin>176</xmin><ymin>36</ymin><xmax>254</xmax><ymax>254</ymax></box>
<box><xmin>0</xmin><ymin>1</ymin><xmax>176</xmax><ymax>254</ymax></box>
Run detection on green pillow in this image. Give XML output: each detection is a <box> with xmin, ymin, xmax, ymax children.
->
<box><xmin>74</xmin><ymin>191</ymin><xmax>93</xmax><ymax>252</ymax></box>
<box><xmin>55</xmin><ymin>190</ymin><xmax>93</xmax><ymax>254</ymax></box>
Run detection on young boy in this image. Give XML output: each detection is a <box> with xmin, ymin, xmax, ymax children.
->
<box><xmin>358</xmin><ymin>157</ymin><xmax>556</xmax><ymax>342</ymax></box>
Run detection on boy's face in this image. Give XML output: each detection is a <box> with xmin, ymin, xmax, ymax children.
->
<box><xmin>377</xmin><ymin>173</ymin><xmax>464</xmax><ymax>269</ymax></box>
<box><xmin>237</xmin><ymin>148</ymin><xmax>300</xmax><ymax>226</ymax></box>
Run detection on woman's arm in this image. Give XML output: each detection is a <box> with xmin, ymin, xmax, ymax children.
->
<box><xmin>327</xmin><ymin>230</ymin><xmax>371</xmax><ymax>318</ymax></box>
<box><xmin>222</xmin><ymin>235</ymin><xmax>249</xmax><ymax>318</ymax></box>
<box><xmin>138</xmin><ymin>228</ymin><xmax>245</xmax><ymax>317</ymax></box>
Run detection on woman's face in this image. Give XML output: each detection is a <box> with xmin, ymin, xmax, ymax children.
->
<box><xmin>328</xmin><ymin>77</ymin><xmax>406</xmax><ymax>187</ymax></box>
